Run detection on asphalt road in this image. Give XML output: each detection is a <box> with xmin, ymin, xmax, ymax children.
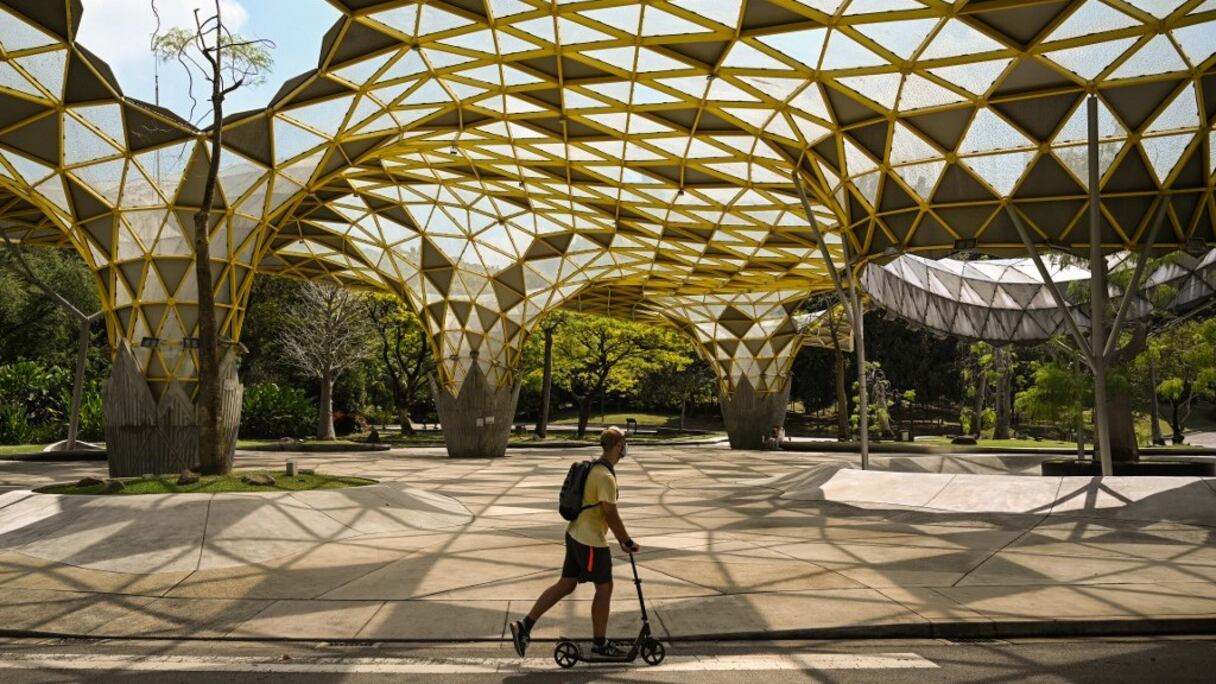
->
<box><xmin>0</xmin><ymin>636</ymin><xmax>1212</xmax><ymax>683</ymax></box>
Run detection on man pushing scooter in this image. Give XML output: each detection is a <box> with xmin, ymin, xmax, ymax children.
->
<box><xmin>510</xmin><ymin>426</ymin><xmax>640</xmax><ymax>658</ymax></box>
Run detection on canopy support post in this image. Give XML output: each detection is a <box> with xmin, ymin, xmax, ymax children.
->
<box><xmin>1006</xmin><ymin>207</ymin><xmax>1091</xmax><ymax>356</ymax></box>
<box><xmin>1104</xmin><ymin>197</ymin><xmax>1170</xmax><ymax>361</ymax></box>
<box><xmin>1083</xmin><ymin>96</ymin><xmax>1114</xmax><ymax>477</ymax></box>
<box><xmin>794</xmin><ymin>173</ymin><xmax>868</xmax><ymax>470</ymax></box>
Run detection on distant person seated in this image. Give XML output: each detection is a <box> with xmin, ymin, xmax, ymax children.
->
<box><xmin>763</xmin><ymin>425</ymin><xmax>785</xmax><ymax>450</ymax></box>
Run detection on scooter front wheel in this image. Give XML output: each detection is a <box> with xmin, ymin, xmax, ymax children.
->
<box><xmin>554</xmin><ymin>640</ymin><xmax>579</xmax><ymax>669</ymax></box>
<box><xmin>640</xmin><ymin>638</ymin><xmax>665</xmax><ymax>665</ymax></box>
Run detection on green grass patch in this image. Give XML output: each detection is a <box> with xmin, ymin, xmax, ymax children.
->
<box><xmin>551</xmin><ymin>411</ymin><xmax>676</xmax><ymax>426</ymax></box>
<box><xmin>0</xmin><ymin>443</ymin><xmax>54</xmax><ymax>456</ymax></box>
<box><xmin>236</xmin><ymin>438</ymin><xmax>370</xmax><ymax>449</ymax></box>
<box><xmin>352</xmin><ymin>433</ymin><xmax>445</xmax><ymax>446</ymax></box>
<box><xmin>915</xmin><ymin>436</ymin><xmax>1083</xmax><ymax>449</ymax></box>
<box><xmin>510</xmin><ymin>431</ymin><xmax>723</xmax><ymax>443</ymax></box>
<box><xmin>36</xmin><ymin>470</ymin><xmax>376</xmax><ymax>496</ymax></box>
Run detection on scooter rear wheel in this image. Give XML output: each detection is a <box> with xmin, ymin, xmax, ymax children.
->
<box><xmin>640</xmin><ymin>638</ymin><xmax>665</xmax><ymax>665</ymax></box>
<box><xmin>554</xmin><ymin>640</ymin><xmax>579</xmax><ymax>669</ymax></box>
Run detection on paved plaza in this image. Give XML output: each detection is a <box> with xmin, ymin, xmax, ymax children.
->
<box><xmin>0</xmin><ymin>446</ymin><xmax>1214</xmax><ymax>642</ymax></box>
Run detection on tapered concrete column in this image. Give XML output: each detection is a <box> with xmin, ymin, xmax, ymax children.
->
<box><xmin>649</xmin><ymin>291</ymin><xmax>844</xmax><ymax>451</ymax></box>
<box><xmin>98</xmin><ymin>207</ymin><xmax>255</xmax><ymax>476</ymax></box>
<box><xmin>431</xmin><ymin>364</ymin><xmax>521</xmax><ymax>458</ymax></box>
<box><xmin>720</xmin><ymin>376</ymin><xmax>792</xmax><ymax>450</ymax></box>
<box><xmin>105</xmin><ymin>341</ymin><xmax>243</xmax><ymax>476</ymax></box>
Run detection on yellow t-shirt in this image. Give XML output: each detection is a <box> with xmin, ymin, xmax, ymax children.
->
<box><xmin>567</xmin><ymin>463</ymin><xmax>617</xmax><ymax>548</ymax></box>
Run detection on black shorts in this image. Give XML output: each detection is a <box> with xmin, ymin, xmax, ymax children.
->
<box><xmin>561</xmin><ymin>533</ymin><xmax>612</xmax><ymax>584</ymax></box>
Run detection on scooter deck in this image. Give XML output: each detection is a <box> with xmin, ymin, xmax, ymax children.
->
<box><xmin>557</xmin><ymin>638</ymin><xmax>638</xmax><ymax>663</ymax></box>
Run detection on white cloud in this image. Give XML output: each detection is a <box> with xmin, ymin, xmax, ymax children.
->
<box><xmin>78</xmin><ymin>0</ymin><xmax>250</xmax><ymax>70</ymax></box>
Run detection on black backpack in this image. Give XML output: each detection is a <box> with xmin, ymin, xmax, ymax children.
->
<box><xmin>558</xmin><ymin>459</ymin><xmax>613</xmax><ymax>521</ymax></box>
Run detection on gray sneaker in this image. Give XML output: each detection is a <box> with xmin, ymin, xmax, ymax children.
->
<box><xmin>509</xmin><ymin>619</ymin><xmax>530</xmax><ymax>657</ymax></box>
<box><xmin>591</xmin><ymin>640</ymin><xmax>626</xmax><ymax>658</ymax></box>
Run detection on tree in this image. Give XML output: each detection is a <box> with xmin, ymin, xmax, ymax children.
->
<box><xmin>534</xmin><ymin>315</ymin><xmax>561</xmax><ymax>438</ymax></box>
<box><xmin>1015</xmin><ymin>356</ymin><xmax>1091</xmax><ymax>456</ymax></box>
<box><xmin>152</xmin><ymin>0</ymin><xmax>273</xmax><ymax>472</ymax></box>
<box><xmin>853</xmin><ymin>361</ymin><xmax>903</xmax><ymax>439</ymax></box>
<box><xmin>546</xmin><ymin>313</ymin><xmax>688</xmax><ymax>437</ymax></box>
<box><xmin>1148</xmin><ymin>318</ymin><xmax>1216</xmax><ymax>443</ymax></box>
<box><xmin>827</xmin><ymin>308</ymin><xmax>852</xmax><ymax>440</ymax></box>
<box><xmin>362</xmin><ymin>294</ymin><xmax>432</xmax><ymax>435</ymax></box>
<box><xmin>276</xmin><ymin>283</ymin><xmax>372</xmax><ymax>440</ymax></box>
<box><xmin>1</xmin><ymin>236</ymin><xmax>103</xmax><ymax>449</ymax></box>
<box><xmin>864</xmin><ymin>312</ymin><xmax>963</xmax><ymax>407</ymax></box>
<box><xmin>960</xmin><ymin>342</ymin><xmax>991</xmax><ymax>437</ymax></box>
<box><xmin>789</xmin><ymin>347</ymin><xmax>839</xmax><ymax>413</ymax></box>
<box><xmin>638</xmin><ymin>357</ymin><xmax>716</xmax><ymax>430</ymax></box>
<box><xmin>991</xmin><ymin>346</ymin><xmax>1016</xmax><ymax>439</ymax></box>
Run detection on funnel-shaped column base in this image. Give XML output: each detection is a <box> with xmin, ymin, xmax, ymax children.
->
<box><xmin>104</xmin><ymin>343</ymin><xmax>243</xmax><ymax>477</ymax></box>
<box><xmin>719</xmin><ymin>376</ymin><xmax>791</xmax><ymax>450</ymax></box>
<box><xmin>432</xmin><ymin>365</ymin><xmax>521</xmax><ymax>458</ymax></box>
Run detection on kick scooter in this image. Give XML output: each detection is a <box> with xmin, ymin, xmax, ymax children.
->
<box><xmin>553</xmin><ymin>552</ymin><xmax>666</xmax><ymax>668</ymax></box>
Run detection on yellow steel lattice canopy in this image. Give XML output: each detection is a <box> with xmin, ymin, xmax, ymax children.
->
<box><xmin>0</xmin><ymin>0</ymin><xmax>1214</xmax><ymax>392</ymax></box>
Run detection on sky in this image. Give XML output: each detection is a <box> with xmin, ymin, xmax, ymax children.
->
<box><xmin>77</xmin><ymin>0</ymin><xmax>341</xmax><ymax>125</ymax></box>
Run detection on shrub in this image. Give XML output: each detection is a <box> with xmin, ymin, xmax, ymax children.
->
<box><xmin>333</xmin><ymin>410</ymin><xmax>369</xmax><ymax>437</ymax></box>
<box><xmin>240</xmin><ymin>383</ymin><xmax>313</xmax><ymax>438</ymax></box>
<box><xmin>0</xmin><ymin>361</ymin><xmax>68</xmax><ymax>424</ymax></box>
<box><xmin>75</xmin><ymin>383</ymin><xmax>105</xmax><ymax>442</ymax></box>
<box><xmin>0</xmin><ymin>362</ymin><xmax>71</xmax><ymax>444</ymax></box>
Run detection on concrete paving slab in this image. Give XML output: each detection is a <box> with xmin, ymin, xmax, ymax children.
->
<box><xmin>0</xmin><ymin>489</ymin><xmax>35</xmax><ymax>511</ymax></box>
<box><xmin>357</xmin><ymin>600</ymin><xmax>507</xmax><ymax>640</ymax></box>
<box><xmin>937</xmin><ymin>583</ymin><xmax>1216</xmax><ymax>620</ymax></box>
<box><xmin>785</xmin><ymin>469</ymin><xmax>957</xmax><ymax>508</ymax></box>
<box><xmin>922</xmin><ymin>475</ymin><xmax>1063</xmax><ymax>514</ymax></box>
<box><xmin>1048</xmin><ymin>477</ymin><xmax>1216</xmax><ymax>525</ymax></box>
<box><xmin>957</xmin><ymin>548</ymin><xmax>1216</xmax><ymax>587</ymax></box>
<box><xmin>88</xmin><ymin>596</ymin><xmax>276</xmax><ymax>638</ymax></box>
<box><xmin>318</xmin><ymin>543</ymin><xmax>560</xmax><ymax>600</ymax></box>
<box><xmin>774</xmin><ymin>540</ymin><xmax>997</xmax><ymax>588</ymax></box>
<box><xmin>198</xmin><ymin>493</ymin><xmax>361</xmax><ymax>570</ymax></box>
<box><xmin>638</xmin><ymin>555</ymin><xmax>864</xmax><ymax>594</ymax></box>
<box><xmin>0</xmin><ymin>551</ymin><xmax>188</xmax><ymax>595</ymax></box>
<box><xmin>16</xmin><ymin>495</ymin><xmax>209</xmax><ymax>574</ymax></box>
<box><xmin>510</xmin><ymin>598</ymin><xmax>651</xmax><ymax>641</ymax></box>
<box><xmin>227</xmin><ymin>599</ymin><xmax>383</xmax><ymax>639</ymax></box>
<box><xmin>0</xmin><ymin>494</ymin><xmax>78</xmax><ymax>544</ymax></box>
<box><xmin>872</xmin><ymin>586</ymin><xmax>992</xmax><ymax>623</ymax></box>
<box><xmin>0</xmin><ymin>589</ymin><xmax>158</xmax><ymax>635</ymax></box>
<box><xmin>165</xmin><ymin>542</ymin><xmax>411</xmax><ymax>600</ymax></box>
<box><xmin>655</xmin><ymin>588</ymin><xmax>928</xmax><ymax>637</ymax></box>
<box><xmin>0</xmin><ymin>448</ymin><xmax>1213</xmax><ymax>642</ymax></box>
<box><xmin>286</xmin><ymin>484</ymin><xmax>471</xmax><ymax>535</ymax></box>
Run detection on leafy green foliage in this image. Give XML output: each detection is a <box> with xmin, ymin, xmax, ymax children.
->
<box><xmin>863</xmin><ymin>312</ymin><xmax>962</xmax><ymax>404</ymax></box>
<box><xmin>362</xmin><ymin>294</ymin><xmax>434</xmax><ymax>432</ymax></box>
<box><xmin>240</xmin><ymin>383</ymin><xmax>314</xmax><ymax>438</ymax></box>
<box><xmin>0</xmin><ymin>362</ymin><xmax>103</xmax><ymax>445</ymax></box>
<box><xmin>0</xmin><ymin>245</ymin><xmax>102</xmax><ymax>370</ymax></box>
<box><xmin>152</xmin><ymin>22</ymin><xmax>274</xmax><ymax>123</ymax></box>
<box><xmin>790</xmin><ymin>346</ymin><xmax>842</xmax><ymax>413</ymax></box>
<box><xmin>520</xmin><ymin>311</ymin><xmax>697</xmax><ymax>434</ymax></box>
<box><xmin>1135</xmin><ymin>317</ymin><xmax>1216</xmax><ymax>439</ymax></box>
<box><xmin>1014</xmin><ymin>360</ymin><xmax>1091</xmax><ymax>440</ymax></box>
<box><xmin>0</xmin><ymin>362</ymin><xmax>69</xmax><ymax>443</ymax></box>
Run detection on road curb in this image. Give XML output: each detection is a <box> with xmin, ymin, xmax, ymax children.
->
<box><xmin>1</xmin><ymin>617</ymin><xmax>1212</xmax><ymax>645</ymax></box>
<box><xmin>0</xmin><ymin>451</ymin><xmax>107</xmax><ymax>462</ymax></box>
<box><xmin>666</xmin><ymin>617</ymin><xmax>1216</xmax><ymax>642</ymax></box>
